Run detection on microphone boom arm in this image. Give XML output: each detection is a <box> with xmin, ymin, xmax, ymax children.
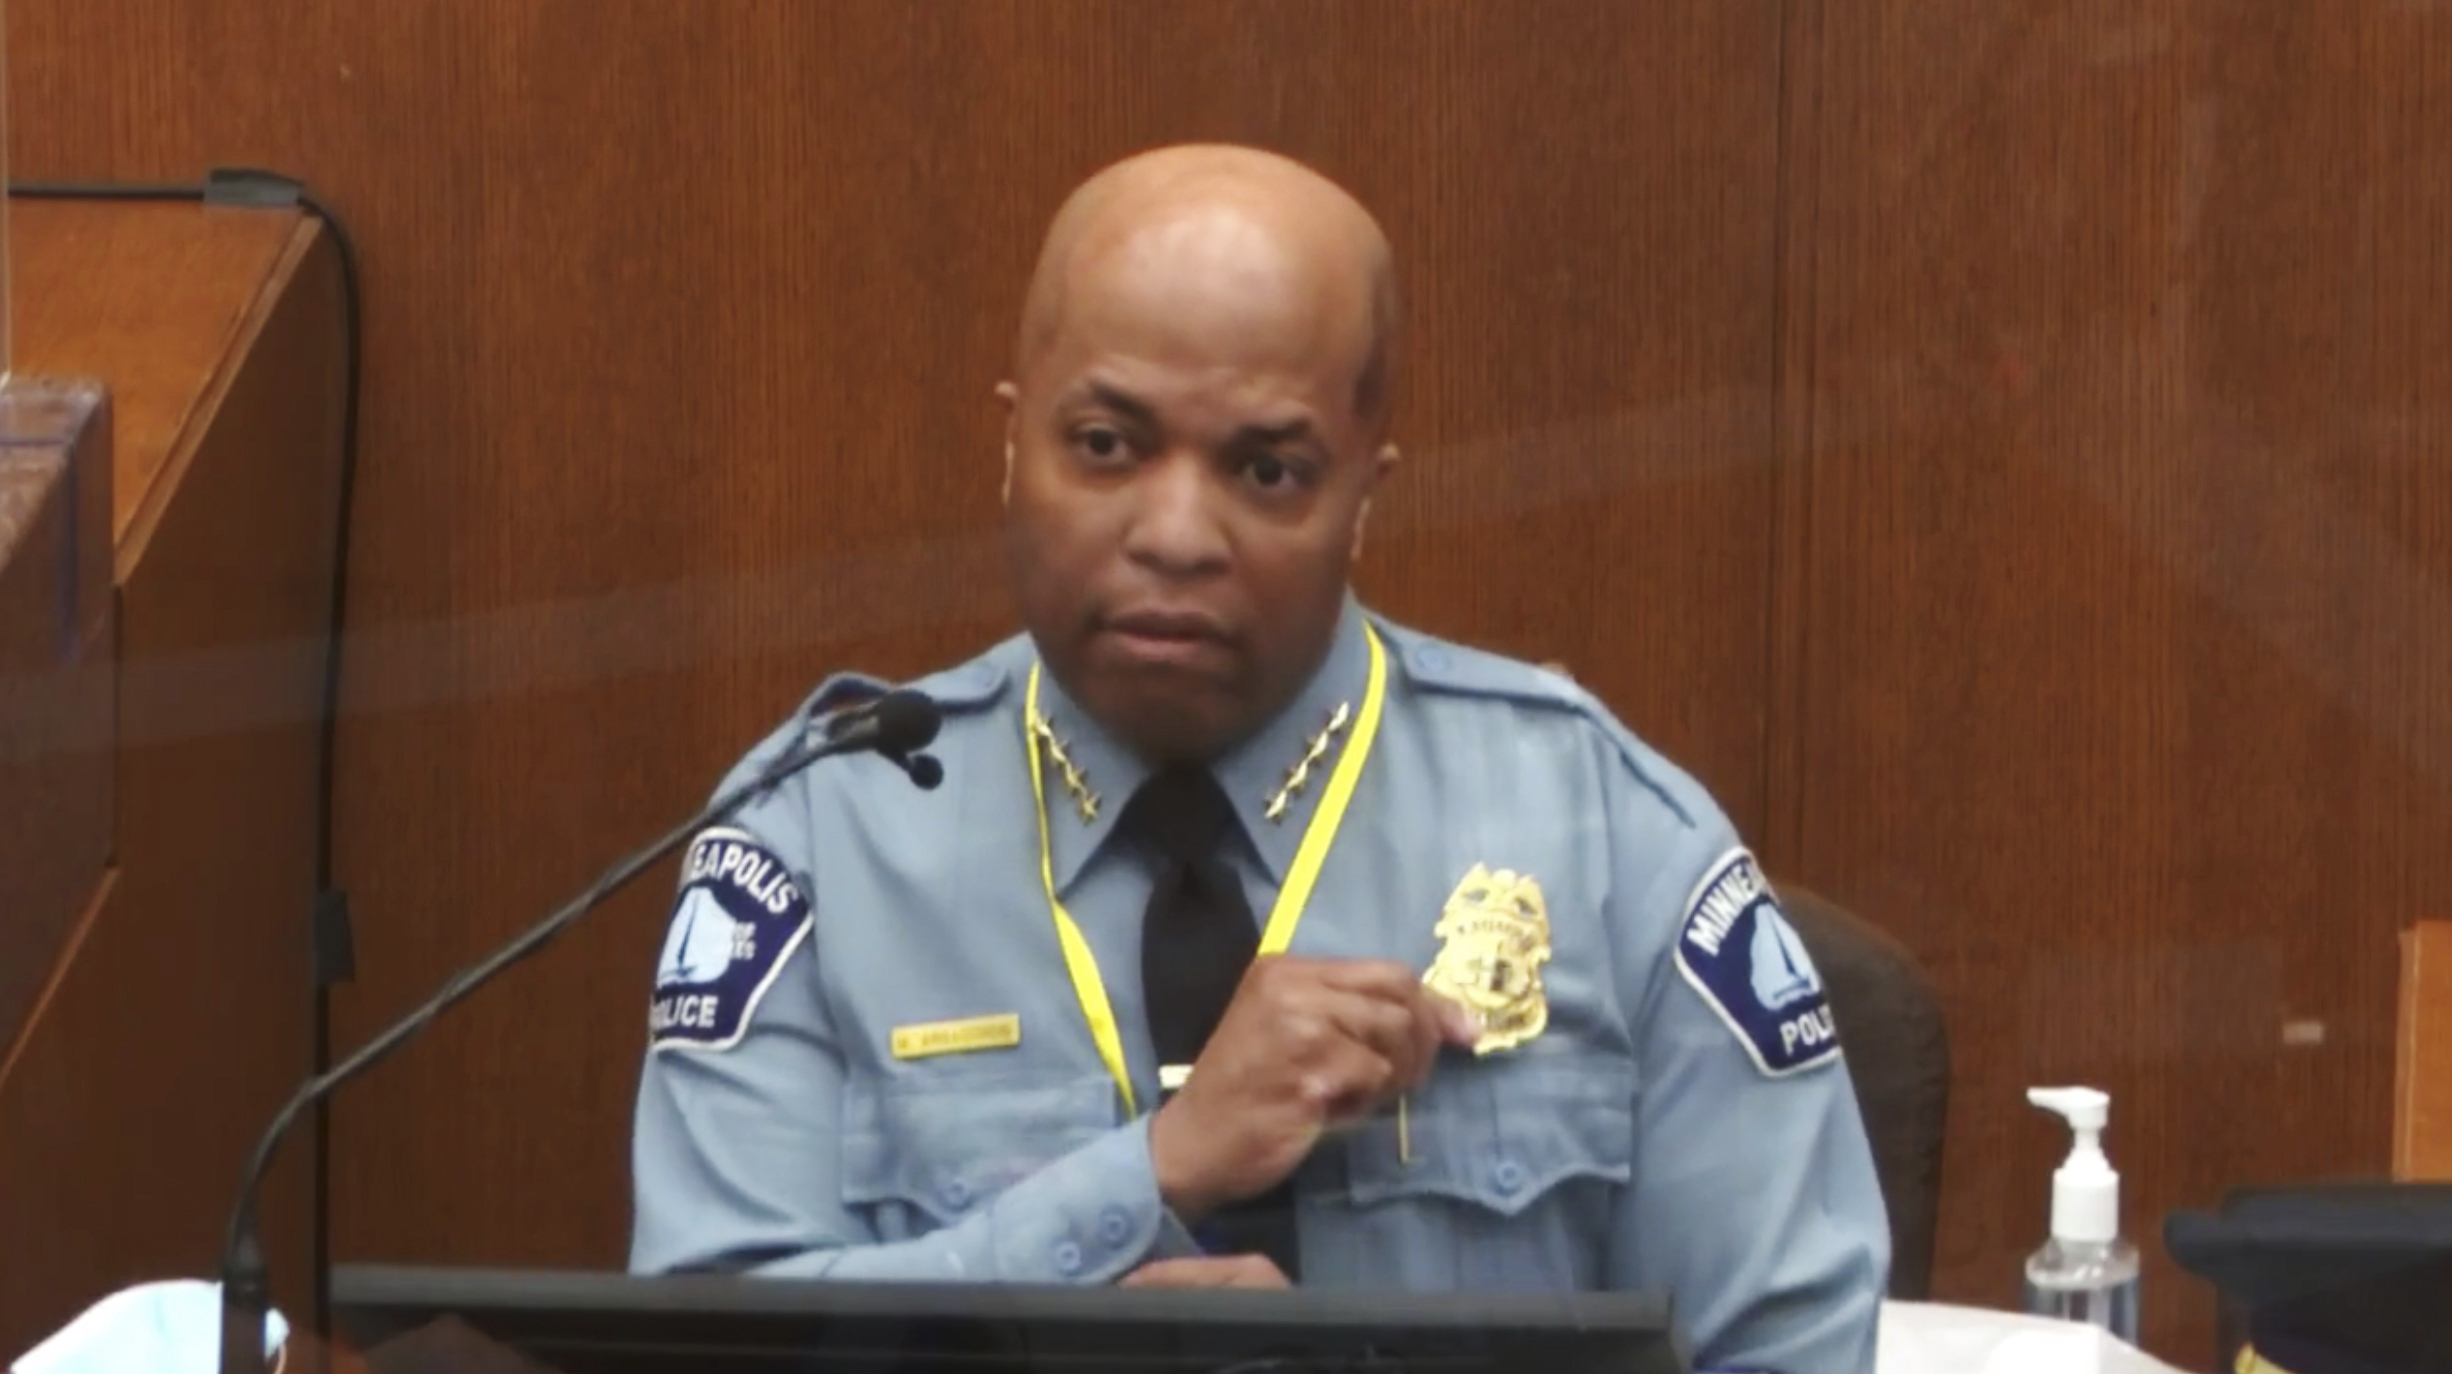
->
<box><xmin>218</xmin><ymin>695</ymin><xmax>940</xmax><ymax>1374</ymax></box>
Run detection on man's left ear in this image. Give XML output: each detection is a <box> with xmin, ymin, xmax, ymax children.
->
<box><xmin>1352</xmin><ymin>442</ymin><xmax>1400</xmax><ymax>560</ymax></box>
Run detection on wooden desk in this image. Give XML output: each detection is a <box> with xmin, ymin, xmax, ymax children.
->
<box><xmin>0</xmin><ymin>380</ymin><xmax>111</xmax><ymax>1071</ymax></box>
<box><xmin>0</xmin><ymin>197</ymin><xmax>347</xmax><ymax>1360</ymax></box>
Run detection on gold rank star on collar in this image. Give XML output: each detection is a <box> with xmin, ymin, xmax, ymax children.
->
<box><xmin>1264</xmin><ymin>701</ymin><xmax>1352</xmax><ymax>823</ymax></box>
<box><xmin>1027</xmin><ymin>710</ymin><xmax>1100</xmax><ymax>823</ymax></box>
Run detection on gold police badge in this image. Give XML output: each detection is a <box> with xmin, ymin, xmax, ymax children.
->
<box><xmin>1422</xmin><ymin>864</ymin><xmax>1553</xmax><ymax>1055</ymax></box>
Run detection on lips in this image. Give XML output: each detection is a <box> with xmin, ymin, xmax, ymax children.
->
<box><xmin>1096</xmin><ymin>607</ymin><xmax>1234</xmax><ymax>668</ymax></box>
<box><xmin>1101</xmin><ymin>607</ymin><xmax>1229</xmax><ymax>643</ymax></box>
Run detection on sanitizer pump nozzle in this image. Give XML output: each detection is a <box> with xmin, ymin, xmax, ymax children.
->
<box><xmin>2028</xmin><ymin>1086</ymin><xmax>2118</xmax><ymax>1244</ymax></box>
<box><xmin>2020</xmin><ymin>1086</ymin><xmax>2140</xmax><ymax>1341</ymax></box>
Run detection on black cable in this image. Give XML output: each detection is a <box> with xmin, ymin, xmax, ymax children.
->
<box><xmin>12</xmin><ymin>172</ymin><xmax>363</xmax><ymax>1342</ymax></box>
<box><xmin>290</xmin><ymin>177</ymin><xmax>361</xmax><ymax>1354</ymax></box>
<box><xmin>10</xmin><ymin>180</ymin><xmax>205</xmax><ymax>202</ymax></box>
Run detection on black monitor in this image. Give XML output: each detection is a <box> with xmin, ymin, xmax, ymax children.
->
<box><xmin>331</xmin><ymin>1264</ymin><xmax>1690</xmax><ymax>1374</ymax></box>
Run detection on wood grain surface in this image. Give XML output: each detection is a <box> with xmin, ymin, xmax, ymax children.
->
<box><xmin>2399</xmin><ymin>923</ymin><xmax>2452</xmax><ymax>1182</ymax></box>
<box><xmin>0</xmin><ymin>381</ymin><xmax>109</xmax><ymax>1066</ymax></box>
<box><xmin>8</xmin><ymin>1</ymin><xmax>2448</xmax><ymax>1366</ymax></box>
<box><xmin>0</xmin><ymin>202</ymin><xmax>345</xmax><ymax>1358</ymax></box>
<box><xmin>9</xmin><ymin>202</ymin><xmax>302</xmax><ymax>559</ymax></box>
<box><xmin>1771</xmin><ymin>0</ymin><xmax>2452</xmax><ymax>1355</ymax></box>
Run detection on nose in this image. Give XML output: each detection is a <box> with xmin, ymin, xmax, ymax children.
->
<box><xmin>1120</xmin><ymin>451</ymin><xmax>1230</xmax><ymax>579</ymax></box>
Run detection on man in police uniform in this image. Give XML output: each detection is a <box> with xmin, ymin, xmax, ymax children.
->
<box><xmin>630</xmin><ymin>144</ymin><xmax>1890</xmax><ymax>1372</ymax></box>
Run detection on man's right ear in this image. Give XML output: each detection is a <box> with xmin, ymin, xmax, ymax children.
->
<box><xmin>994</xmin><ymin>381</ymin><xmax>1021</xmax><ymax>505</ymax></box>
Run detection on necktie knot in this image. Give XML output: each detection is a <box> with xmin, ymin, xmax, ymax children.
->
<box><xmin>1119</xmin><ymin>766</ymin><xmax>1237</xmax><ymax>868</ymax></box>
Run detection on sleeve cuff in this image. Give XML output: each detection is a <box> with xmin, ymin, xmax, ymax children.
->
<box><xmin>990</xmin><ymin>1115</ymin><xmax>1200</xmax><ymax>1283</ymax></box>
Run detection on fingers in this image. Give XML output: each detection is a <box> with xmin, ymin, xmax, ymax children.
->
<box><xmin>1211</xmin><ymin>1254</ymin><xmax>1291</xmax><ymax>1288</ymax></box>
<box><xmin>1305</xmin><ymin>959</ymin><xmax>1480</xmax><ymax>1046</ymax></box>
<box><xmin>1117</xmin><ymin>1259</ymin><xmax>1191</xmax><ymax>1288</ymax></box>
<box><xmin>1120</xmin><ymin>1255</ymin><xmax>1291</xmax><ymax>1289</ymax></box>
<box><xmin>1310</xmin><ymin>958</ymin><xmax>1427</xmax><ymax>1000</ymax></box>
<box><xmin>1322</xmin><ymin>988</ymin><xmax>1429</xmax><ymax>1089</ymax></box>
<box><xmin>1306</xmin><ymin>1032</ymin><xmax>1398</xmax><ymax>1125</ymax></box>
<box><xmin>1213</xmin><ymin>957</ymin><xmax>1475</xmax><ymax>1130</ymax></box>
<box><xmin>1308</xmin><ymin>966</ymin><xmax>1476</xmax><ymax>1058</ymax></box>
<box><xmin>1423</xmin><ymin>990</ymin><xmax>1484</xmax><ymax>1047</ymax></box>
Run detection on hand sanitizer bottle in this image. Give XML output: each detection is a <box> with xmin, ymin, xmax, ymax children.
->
<box><xmin>2021</xmin><ymin>1086</ymin><xmax>2141</xmax><ymax>1342</ymax></box>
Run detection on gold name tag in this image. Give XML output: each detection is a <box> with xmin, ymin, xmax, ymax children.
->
<box><xmin>890</xmin><ymin>1014</ymin><xmax>1022</xmax><ymax>1061</ymax></box>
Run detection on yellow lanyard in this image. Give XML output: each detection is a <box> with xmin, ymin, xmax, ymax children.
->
<box><xmin>1024</xmin><ymin>625</ymin><xmax>1389</xmax><ymax>1118</ymax></box>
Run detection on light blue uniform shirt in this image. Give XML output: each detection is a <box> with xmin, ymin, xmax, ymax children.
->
<box><xmin>630</xmin><ymin>600</ymin><xmax>1889</xmax><ymax>1372</ymax></box>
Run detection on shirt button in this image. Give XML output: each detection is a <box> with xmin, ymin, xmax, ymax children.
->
<box><xmin>1098</xmin><ymin>1207</ymin><xmax>1133</xmax><ymax>1247</ymax></box>
<box><xmin>1051</xmin><ymin>1240</ymin><xmax>1084</xmax><ymax>1276</ymax></box>
<box><xmin>940</xmin><ymin>1179</ymin><xmax>973</xmax><ymax>1212</ymax></box>
<box><xmin>1492</xmin><ymin>1159</ymin><xmax>1527</xmax><ymax>1196</ymax></box>
<box><xmin>1414</xmin><ymin>644</ymin><xmax>1449</xmax><ymax>672</ymax></box>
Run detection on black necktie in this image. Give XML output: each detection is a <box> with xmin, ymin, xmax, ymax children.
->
<box><xmin>1122</xmin><ymin>766</ymin><xmax>1301</xmax><ymax>1278</ymax></box>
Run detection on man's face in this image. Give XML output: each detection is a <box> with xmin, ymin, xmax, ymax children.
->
<box><xmin>999</xmin><ymin>212</ymin><xmax>1386</xmax><ymax>762</ymax></box>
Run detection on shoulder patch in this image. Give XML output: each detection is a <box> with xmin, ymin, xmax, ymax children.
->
<box><xmin>1671</xmin><ymin>848</ymin><xmax>1841</xmax><ymax>1077</ymax></box>
<box><xmin>649</xmin><ymin>827</ymin><xmax>813</xmax><ymax>1052</ymax></box>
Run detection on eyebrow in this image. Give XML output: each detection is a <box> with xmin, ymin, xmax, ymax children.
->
<box><xmin>1069</xmin><ymin>380</ymin><xmax>1318</xmax><ymax>447</ymax></box>
<box><xmin>1074</xmin><ymin>380</ymin><xmax>1160</xmax><ymax>430</ymax></box>
<box><xmin>1233</xmin><ymin>415</ymin><xmax>1317</xmax><ymax>447</ymax></box>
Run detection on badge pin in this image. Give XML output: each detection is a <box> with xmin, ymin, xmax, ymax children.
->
<box><xmin>1027</xmin><ymin>712</ymin><xmax>1100</xmax><ymax>823</ymax></box>
<box><xmin>1421</xmin><ymin>863</ymin><xmax>1554</xmax><ymax>1056</ymax></box>
<box><xmin>1263</xmin><ymin>701</ymin><xmax>1352</xmax><ymax>822</ymax></box>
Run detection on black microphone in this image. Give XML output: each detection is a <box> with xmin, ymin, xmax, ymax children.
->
<box><xmin>827</xmin><ymin>689</ymin><xmax>945</xmax><ymax>791</ymax></box>
<box><xmin>893</xmin><ymin>752</ymin><xmax>946</xmax><ymax>790</ymax></box>
<box><xmin>217</xmin><ymin>689</ymin><xmax>944</xmax><ymax>1374</ymax></box>
<box><xmin>857</xmin><ymin>688</ymin><xmax>943</xmax><ymax>756</ymax></box>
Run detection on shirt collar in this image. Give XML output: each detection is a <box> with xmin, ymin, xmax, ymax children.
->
<box><xmin>1028</xmin><ymin>595</ymin><xmax>1375</xmax><ymax>896</ymax></box>
<box><xmin>1210</xmin><ymin>596</ymin><xmax>1373</xmax><ymax>885</ymax></box>
<box><xmin>1029</xmin><ymin>662</ymin><xmax>1150</xmax><ymax>898</ymax></box>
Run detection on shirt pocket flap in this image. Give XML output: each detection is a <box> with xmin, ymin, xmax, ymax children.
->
<box><xmin>1333</xmin><ymin>1050</ymin><xmax>1635</xmax><ymax>1219</ymax></box>
<box><xmin>841</xmin><ymin>1073</ymin><xmax>1117</xmax><ymax>1225</ymax></box>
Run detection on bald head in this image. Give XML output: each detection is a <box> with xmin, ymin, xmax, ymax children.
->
<box><xmin>994</xmin><ymin>145</ymin><xmax>1405</xmax><ymax>763</ymax></box>
<box><xmin>1013</xmin><ymin>145</ymin><xmax>1400</xmax><ymax>431</ymax></box>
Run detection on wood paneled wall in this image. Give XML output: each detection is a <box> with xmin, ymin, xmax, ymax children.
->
<box><xmin>9</xmin><ymin>1</ymin><xmax>2446</xmax><ymax>1364</ymax></box>
<box><xmin>1770</xmin><ymin>1</ymin><xmax>2452</xmax><ymax>1352</ymax></box>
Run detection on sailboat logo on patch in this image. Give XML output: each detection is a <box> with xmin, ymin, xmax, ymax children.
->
<box><xmin>1749</xmin><ymin>910</ymin><xmax>1822</xmax><ymax>1011</ymax></box>
<box><xmin>656</xmin><ymin>888</ymin><xmax>739</xmax><ymax>988</ymax></box>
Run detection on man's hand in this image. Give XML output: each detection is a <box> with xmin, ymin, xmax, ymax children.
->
<box><xmin>1148</xmin><ymin>956</ymin><xmax>1480</xmax><ymax>1221</ymax></box>
<box><xmin>1119</xmin><ymin>1255</ymin><xmax>1292</xmax><ymax>1289</ymax></box>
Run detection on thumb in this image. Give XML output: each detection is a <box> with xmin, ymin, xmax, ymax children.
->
<box><xmin>1425</xmin><ymin>991</ymin><xmax>1482</xmax><ymax>1047</ymax></box>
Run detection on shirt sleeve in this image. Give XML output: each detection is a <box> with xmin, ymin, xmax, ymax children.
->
<box><xmin>630</xmin><ymin>954</ymin><xmax>1193</xmax><ymax>1282</ymax></box>
<box><xmin>1601</xmin><ymin>789</ymin><xmax>1890</xmax><ymax>1372</ymax></box>
<box><xmin>628</xmin><ymin>754</ymin><xmax>1199</xmax><ymax>1284</ymax></box>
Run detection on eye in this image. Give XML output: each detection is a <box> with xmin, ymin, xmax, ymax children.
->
<box><xmin>1070</xmin><ymin>425</ymin><xmax>1131</xmax><ymax>466</ymax></box>
<box><xmin>1243</xmin><ymin>451</ymin><xmax>1307</xmax><ymax>492</ymax></box>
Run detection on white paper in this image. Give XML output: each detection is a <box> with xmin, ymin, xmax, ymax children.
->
<box><xmin>1879</xmin><ymin>1300</ymin><xmax>2190</xmax><ymax>1374</ymax></box>
<box><xmin>11</xmin><ymin>1279</ymin><xmax>286</xmax><ymax>1374</ymax></box>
